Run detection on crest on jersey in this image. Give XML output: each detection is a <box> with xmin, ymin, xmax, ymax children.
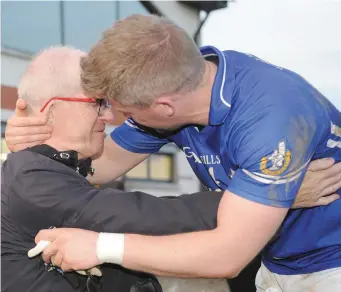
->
<box><xmin>260</xmin><ymin>141</ymin><xmax>291</xmax><ymax>175</ymax></box>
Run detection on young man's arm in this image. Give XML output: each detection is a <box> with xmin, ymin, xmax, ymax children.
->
<box><xmin>5</xmin><ymin>100</ymin><xmax>341</xmax><ymax>204</ymax></box>
<box><xmin>33</xmin><ymin>188</ymin><xmax>287</xmax><ymax>278</ymax></box>
<box><xmin>122</xmin><ymin>190</ymin><xmax>288</xmax><ymax>278</ymax></box>
<box><xmin>88</xmin><ymin>136</ymin><xmax>150</xmax><ymax>184</ymax></box>
<box><xmin>34</xmin><ymin>100</ymin><xmax>325</xmax><ymax>277</ymax></box>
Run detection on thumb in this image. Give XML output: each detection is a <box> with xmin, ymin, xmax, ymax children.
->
<box><xmin>35</xmin><ymin>228</ymin><xmax>63</xmax><ymax>244</ymax></box>
<box><xmin>308</xmin><ymin>158</ymin><xmax>335</xmax><ymax>172</ymax></box>
<box><xmin>15</xmin><ymin>98</ymin><xmax>28</xmax><ymax>117</ymax></box>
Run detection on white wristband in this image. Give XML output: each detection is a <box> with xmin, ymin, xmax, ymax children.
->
<box><xmin>96</xmin><ymin>233</ymin><xmax>125</xmax><ymax>265</ymax></box>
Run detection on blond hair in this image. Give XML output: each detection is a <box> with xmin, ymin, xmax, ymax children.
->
<box><xmin>81</xmin><ymin>14</ymin><xmax>205</xmax><ymax>107</ymax></box>
<box><xmin>18</xmin><ymin>46</ymin><xmax>86</xmax><ymax>114</ymax></box>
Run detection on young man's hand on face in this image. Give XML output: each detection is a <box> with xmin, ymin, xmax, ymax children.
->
<box><xmin>5</xmin><ymin>99</ymin><xmax>52</xmax><ymax>152</ymax></box>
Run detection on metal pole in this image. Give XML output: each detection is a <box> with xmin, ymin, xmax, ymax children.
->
<box><xmin>116</xmin><ymin>0</ymin><xmax>120</xmax><ymax>21</ymax></box>
<box><xmin>194</xmin><ymin>12</ymin><xmax>210</xmax><ymax>45</ymax></box>
<box><xmin>59</xmin><ymin>1</ymin><xmax>65</xmax><ymax>45</ymax></box>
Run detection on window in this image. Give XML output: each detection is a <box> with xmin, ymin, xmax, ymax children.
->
<box><xmin>126</xmin><ymin>153</ymin><xmax>174</xmax><ymax>182</ymax></box>
<box><xmin>62</xmin><ymin>1</ymin><xmax>149</xmax><ymax>51</ymax></box>
<box><xmin>63</xmin><ymin>1</ymin><xmax>117</xmax><ymax>52</ymax></box>
<box><xmin>1</xmin><ymin>1</ymin><xmax>62</xmax><ymax>54</ymax></box>
<box><xmin>1</xmin><ymin>1</ymin><xmax>152</xmax><ymax>54</ymax></box>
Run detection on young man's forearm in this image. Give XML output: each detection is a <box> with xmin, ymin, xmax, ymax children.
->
<box><xmin>98</xmin><ymin>192</ymin><xmax>288</xmax><ymax>279</ymax></box>
<box><xmin>122</xmin><ymin>229</ymin><xmax>238</xmax><ymax>278</ymax></box>
<box><xmin>88</xmin><ymin>137</ymin><xmax>149</xmax><ymax>184</ymax></box>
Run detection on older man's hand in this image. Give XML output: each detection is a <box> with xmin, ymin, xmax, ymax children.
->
<box><xmin>33</xmin><ymin>228</ymin><xmax>101</xmax><ymax>272</ymax></box>
<box><xmin>5</xmin><ymin>99</ymin><xmax>52</xmax><ymax>152</ymax></box>
<box><xmin>293</xmin><ymin>158</ymin><xmax>341</xmax><ymax>208</ymax></box>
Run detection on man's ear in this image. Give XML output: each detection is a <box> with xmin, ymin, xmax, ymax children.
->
<box><xmin>155</xmin><ymin>96</ymin><xmax>175</xmax><ymax>117</ymax></box>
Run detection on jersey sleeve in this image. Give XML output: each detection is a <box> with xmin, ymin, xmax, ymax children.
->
<box><xmin>227</xmin><ymin>106</ymin><xmax>319</xmax><ymax>208</ymax></box>
<box><xmin>110</xmin><ymin>118</ymin><xmax>169</xmax><ymax>154</ymax></box>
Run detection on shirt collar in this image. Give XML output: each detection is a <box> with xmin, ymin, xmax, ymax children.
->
<box><xmin>27</xmin><ymin>144</ymin><xmax>94</xmax><ymax>177</ymax></box>
<box><xmin>200</xmin><ymin>46</ymin><xmax>235</xmax><ymax>126</ymax></box>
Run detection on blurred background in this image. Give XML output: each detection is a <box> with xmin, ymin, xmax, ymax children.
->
<box><xmin>1</xmin><ymin>0</ymin><xmax>340</xmax><ymax>196</ymax></box>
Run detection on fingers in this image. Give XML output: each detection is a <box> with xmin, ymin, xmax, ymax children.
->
<box><xmin>35</xmin><ymin>229</ymin><xmax>64</xmax><ymax>244</ymax></box>
<box><xmin>15</xmin><ymin>99</ymin><xmax>27</xmax><ymax>117</ymax></box>
<box><xmin>7</xmin><ymin>116</ymin><xmax>49</xmax><ymax>127</ymax></box>
<box><xmin>321</xmin><ymin>171</ymin><xmax>341</xmax><ymax>189</ymax></box>
<box><xmin>61</xmin><ymin>262</ymin><xmax>73</xmax><ymax>272</ymax></box>
<box><xmin>14</xmin><ymin>141</ymin><xmax>46</xmax><ymax>151</ymax></box>
<box><xmin>51</xmin><ymin>252</ymin><xmax>63</xmax><ymax>267</ymax></box>
<box><xmin>314</xmin><ymin>194</ymin><xmax>340</xmax><ymax>206</ymax></box>
<box><xmin>5</xmin><ymin>99</ymin><xmax>52</xmax><ymax>151</ymax></box>
<box><xmin>4</xmin><ymin>112</ymin><xmax>52</xmax><ymax>152</ymax></box>
<box><xmin>6</xmin><ymin>134</ymin><xmax>51</xmax><ymax>145</ymax></box>
<box><xmin>76</xmin><ymin>267</ymin><xmax>102</xmax><ymax>277</ymax></box>
<box><xmin>6</xmin><ymin>124</ymin><xmax>52</xmax><ymax>136</ymax></box>
<box><xmin>6</xmin><ymin>141</ymin><xmax>46</xmax><ymax>153</ymax></box>
<box><xmin>42</xmin><ymin>242</ymin><xmax>58</xmax><ymax>263</ymax></box>
<box><xmin>308</xmin><ymin>158</ymin><xmax>335</xmax><ymax>172</ymax></box>
<box><xmin>50</xmin><ymin>255</ymin><xmax>57</xmax><ymax>266</ymax></box>
<box><xmin>27</xmin><ymin>240</ymin><xmax>50</xmax><ymax>258</ymax></box>
<box><xmin>321</xmin><ymin>180</ymin><xmax>341</xmax><ymax>197</ymax></box>
<box><xmin>90</xmin><ymin>267</ymin><xmax>103</xmax><ymax>277</ymax></box>
<box><xmin>321</xmin><ymin>162</ymin><xmax>341</xmax><ymax>179</ymax></box>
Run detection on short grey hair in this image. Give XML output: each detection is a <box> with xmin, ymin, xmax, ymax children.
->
<box><xmin>18</xmin><ymin>46</ymin><xmax>86</xmax><ymax>114</ymax></box>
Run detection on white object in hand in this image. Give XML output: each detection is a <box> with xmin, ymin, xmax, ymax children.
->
<box><xmin>28</xmin><ymin>240</ymin><xmax>50</xmax><ymax>258</ymax></box>
<box><xmin>27</xmin><ymin>240</ymin><xmax>102</xmax><ymax>277</ymax></box>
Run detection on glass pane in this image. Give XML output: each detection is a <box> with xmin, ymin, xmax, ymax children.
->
<box><xmin>150</xmin><ymin>155</ymin><xmax>173</xmax><ymax>181</ymax></box>
<box><xmin>126</xmin><ymin>159</ymin><xmax>148</xmax><ymax>179</ymax></box>
<box><xmin>118</xmin><ymin>0</ymin><xmax>149</xmax><ymax>20</ymax></box>
<box><xmin>63</xmin><ymin>1</ymin><xmax>117</xmax><ymax>52</ymax></box>
<box><xmin>1</xmin><ymin>1</ymin><xmax>61</xmax><ymax>53</ymax></box>
<box><xmin>1</xmin><ymin>138</ymin><xmax>10</xmax><ymax>162</ymax></box>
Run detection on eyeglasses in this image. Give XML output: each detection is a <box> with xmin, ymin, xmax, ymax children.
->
<box><xmin>40</xmin><ymin>97</ymin><xmax>111</xmax><ymax>116</ymax></box>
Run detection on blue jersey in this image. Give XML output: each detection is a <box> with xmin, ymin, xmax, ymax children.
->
<box><xmin>111</xmin><ymin>46</ymin><xmax>341</xmax><ymax>275</ymax></box>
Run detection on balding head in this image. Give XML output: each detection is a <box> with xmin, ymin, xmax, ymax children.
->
<box><xmin>16</xmin><ymin>46</ymin><xmax>112</xmax><ymax>159</ymax></box>
<box><xmin>18</xmin><ymin>46</ymin><xmax>86</xmax><ymax>114</ymax></box>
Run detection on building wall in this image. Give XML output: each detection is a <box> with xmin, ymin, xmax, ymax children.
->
<box><xmin>1</xmin><ymin>0</ymin><xmax>201</xmax><ymax>196</ymax></box>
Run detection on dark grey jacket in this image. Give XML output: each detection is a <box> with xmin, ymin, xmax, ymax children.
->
<box><xmin>1</xmin><ymin>149</ymin><xmax>222</xmax><ymax>292</ymax></box>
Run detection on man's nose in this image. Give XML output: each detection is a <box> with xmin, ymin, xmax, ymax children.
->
<box><xmin>99</xmin><ymin>108</ymin><xmax>115</xmax><ymax>124</ymax></box>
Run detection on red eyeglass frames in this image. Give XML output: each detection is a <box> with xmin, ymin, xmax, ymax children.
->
<box><xmin>40</xmin><ymin>97</ymin><xmax>111</xmax><ymax>116</ymax></box>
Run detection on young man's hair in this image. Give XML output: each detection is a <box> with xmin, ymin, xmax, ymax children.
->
<box><xmin>18</xmin><ymin>46</ymin><xmax>85</xmax><ymax>114</ymax></box>
<box><xmin>80</xmin><ymin>14</ymin><xmax>206</xmax><ymax>107</ymax></box>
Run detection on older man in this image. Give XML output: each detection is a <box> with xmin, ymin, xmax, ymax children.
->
<box><xmin>1</xmin><ymin>46</ymin><xmax>238</xmax><ymax>292</ymax></box>
<box><xmin>15</xmin><ymin>14</ymin><xmax>340</xmax><ymax>292</ymax></box>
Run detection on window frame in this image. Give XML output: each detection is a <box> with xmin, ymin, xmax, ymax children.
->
<box><xmin>126</xmin><ymin>152</ymin><xmax>175</xmax><ymax>183</ymax></box>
